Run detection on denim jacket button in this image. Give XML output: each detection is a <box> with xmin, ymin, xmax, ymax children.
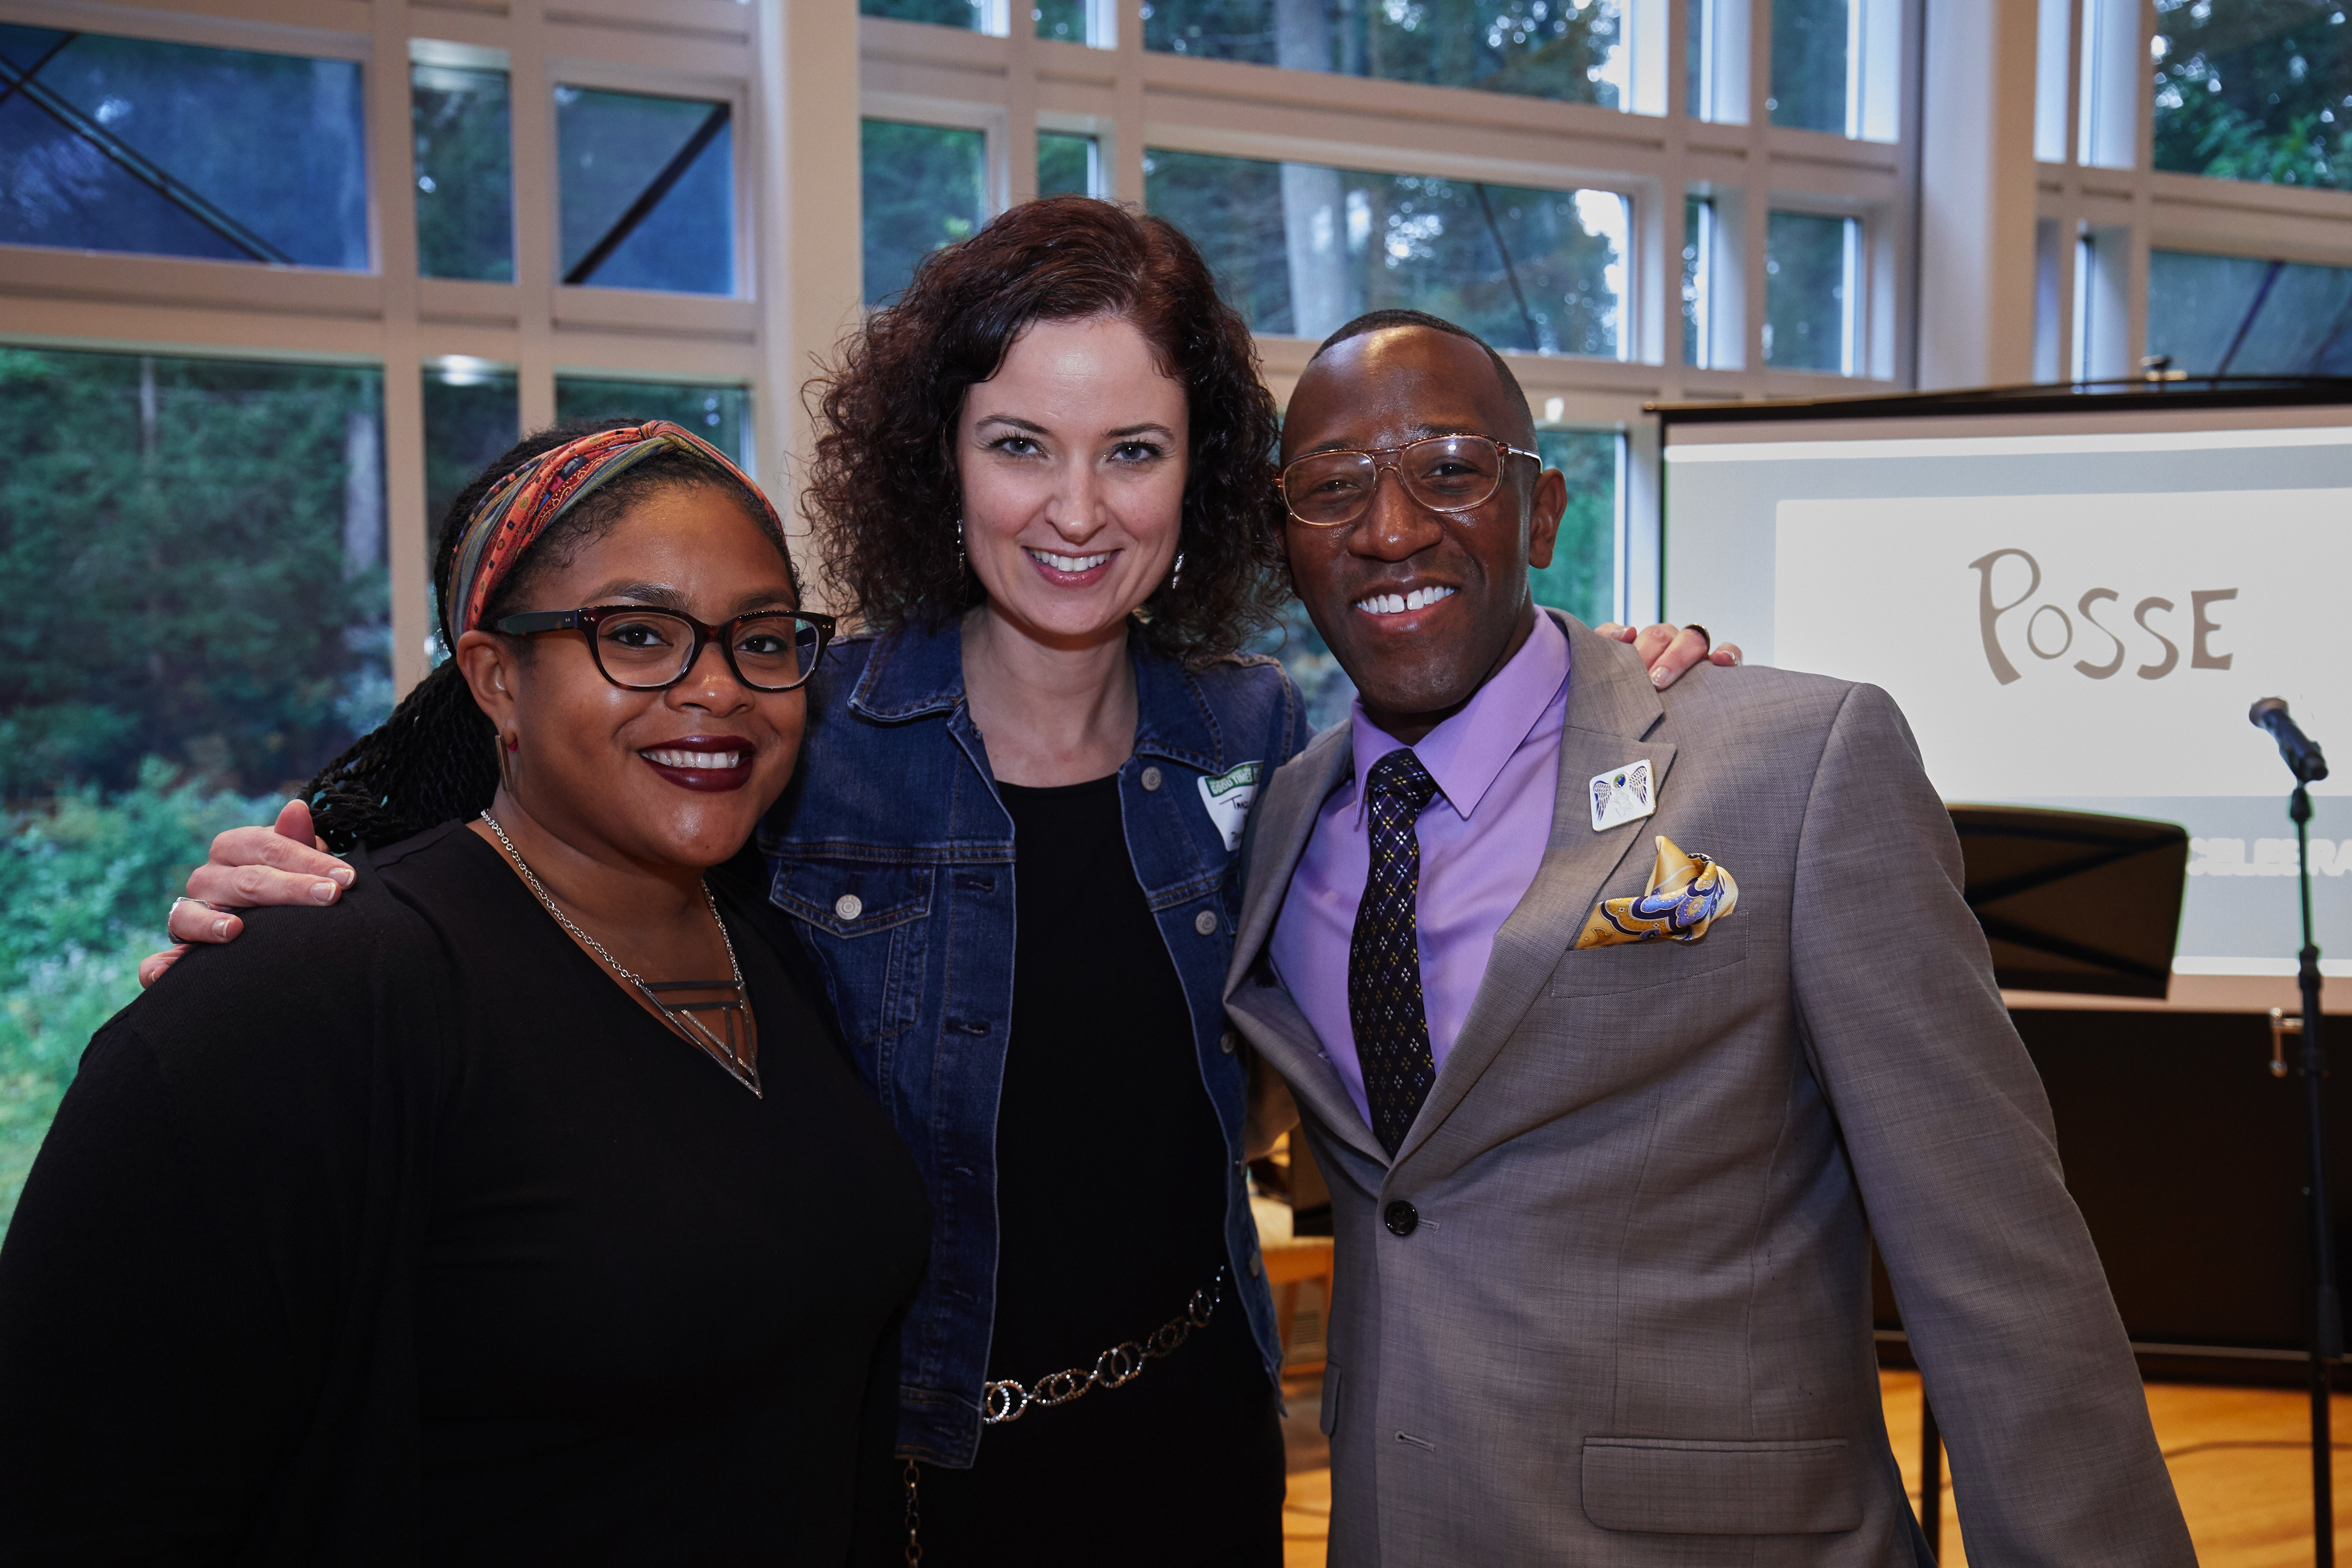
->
<box><xmin>834</xmin><ymin>893</ymin><xmax>863</xmax><ymax>921</ymax></box>
<box><xmin>1140</xmin><ymin>766</ymin><xmax>1163</xmax><ymax>792</ymax></box>
<box><xmin>1193</xmin><ymin>909</ymin><xmax>1219</xmax><ymax>936</ymax></box>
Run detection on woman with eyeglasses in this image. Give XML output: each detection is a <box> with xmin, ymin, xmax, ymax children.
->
<box><xmin>0</xmin><ymin>419</ymin><xmax>929</xmax><ymax>1563</ymax></box>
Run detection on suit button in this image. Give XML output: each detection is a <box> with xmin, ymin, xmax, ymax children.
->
<box><xmin>1219</xmin><ymin>1028</ymin><xmax>1238</xmax><ymax>1055</ymax></box>
<box><xmin>1194</xmin><ymin>909</ymin><xmax>1219</xmax><ymax>936</ymax></box>
<box><xmin>1140</xmin><ymin>766</ymin><xmax>1163</xmax><ymax>791</ymax></box>
<box><xmin>1384</xmin><ymin>1200</ymin><xmax>1419</xmax><ymax>1236</ymax></box>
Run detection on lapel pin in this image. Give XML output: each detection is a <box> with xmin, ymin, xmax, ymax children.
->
<box><xmin>1589</xmin><ymin>759</ymin><xmax>1656</xmax><ymax>833</ymax></box>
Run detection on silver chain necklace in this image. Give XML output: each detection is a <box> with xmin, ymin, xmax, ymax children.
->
<box><xmin>479</xmin><ymin>810</ymin><xmax>760</xmax><ymax>1097</ymax></box>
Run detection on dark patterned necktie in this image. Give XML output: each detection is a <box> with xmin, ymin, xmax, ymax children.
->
<box><xmin>1349</xmin><ymin>748</ymin><xmax>1443</xmax><ymax>1156</ymax></box>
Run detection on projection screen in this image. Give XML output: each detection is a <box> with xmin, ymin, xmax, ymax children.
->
<box><xmin>1659</xmin><ymin>385</ymin><xmax>2352</xmax><ymax>997</ymax></box>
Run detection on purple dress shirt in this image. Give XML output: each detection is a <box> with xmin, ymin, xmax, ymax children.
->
<box><xmin>1268</xmin><ymin>611</ymin><xmax>1571</xmax><ymax>1131</ymax></box>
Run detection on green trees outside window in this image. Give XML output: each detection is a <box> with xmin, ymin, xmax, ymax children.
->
<box><xmin>1142</xmin><ymin>0</ymin><xmax>1625</xmax><ymax>106</ymax></box>
<box><xmin>413</xmin><ymin>63</ymin><xmax>514</xmax><ymax>282</ymax></box>
<box><xmin>1146</xmin><ymin>148</ymin><xmax>1626</xmax><ymax>356</ymax></box>
<box><xmin>863</xmin><ymin>119</ymin><xmax>988</xmax><ymax>307</ymax></box>
<box><xmin>0</xmin><ymin>346</ymin><xmax>395</xmax><ymax>1233</ymax></box>
<box><xmin>555</xmin><ymin>378</ymin><xmax>750</xmax><ymax>466</ymax></box>
<box><xmin>1764</xmin><ymin>211</ymin><xmax>1853</xmax><ymax>373</ymax></box>
<box><xmin>1531</xmin><ymin>428</ymin><xmax>1617</xmax><ymax>626</ymax></box>
<box><xmin>1040</xmin><ymin>131</ymin><xmax>1098</xmax><ymax>198</ymax></box>
<box><xmin>1768</xmin><ymin>0</ymin><xmax>1849</xmax><ymax>132</ymax></box>
<box><xmin>1682</xmin><ymin>195</ymin><xmax>1715</xmax><ymax>367</ymax></box>
<box><xmin>860</xmin><ymin>0</ymin><xmax>988</xmax><ymax>28</ymax></box>
<box><xmin>2155</xmin><ymin>0</ymin><xmax>2352</xmax><ymax>190</ymax></box>
<box><xmin>0</xmin><ymin>349</ymin><xmax>392</xmax><ymax>798</ymax></box>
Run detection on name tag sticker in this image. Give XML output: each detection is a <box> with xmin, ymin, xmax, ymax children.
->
<box><xmin>1198</xmin><ymin>761</ymin><xmax>1262</xmax><ymax>851</ymax></box>
<box><xmin>1589</xmin><ymin>759</ymin><xmax>1656</xmax><ymax>833</ymax></box>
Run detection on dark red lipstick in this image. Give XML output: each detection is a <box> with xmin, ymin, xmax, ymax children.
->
<box><xmin>638</xmin><ymin>735</ymin><xmax>758</xmax><ymax>793</ymax></box>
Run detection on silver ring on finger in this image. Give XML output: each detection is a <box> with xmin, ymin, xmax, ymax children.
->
<box><xmin>169</xmin><ymin>896</ymin><xmax>223</xmax><ymax>935</ymax></box>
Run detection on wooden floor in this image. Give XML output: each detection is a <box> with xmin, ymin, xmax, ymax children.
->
<box><xmin>1277</xmin><ymin>1371</ymin><xmax>2352</xmax><ymax>1566</ymax></box>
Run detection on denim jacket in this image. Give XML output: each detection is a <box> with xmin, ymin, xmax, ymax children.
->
<box><xmin>758</xmin><ymin>618</ymin><xmax>1308</xmax><ymax>1466</ymax></box>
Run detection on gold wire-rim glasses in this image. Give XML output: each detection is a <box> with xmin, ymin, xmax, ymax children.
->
<box><xmin>1276</xmin><ymin>434</ymin><xmax>1542</xmax><ymax>529</ymax></box>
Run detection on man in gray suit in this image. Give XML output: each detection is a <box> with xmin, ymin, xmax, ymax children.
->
<box><xmin>1232</xmin><ymin>311</ymin><xmax>2194</xmax><ymax>1564</ymax></box>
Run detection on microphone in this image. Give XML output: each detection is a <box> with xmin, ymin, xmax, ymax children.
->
<box><xmin>2251</xmin><ymin>698</ymin><xmax>2331</xmax><ymax>783</ymax></box>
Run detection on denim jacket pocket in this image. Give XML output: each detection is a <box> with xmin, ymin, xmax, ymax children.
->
<box><xmin>770</xmin><ymin>859</ymin><xmax>933</xmax><ymax>937</ymax></box>
<box><xmin>769</xmin><ymin>859</ymin><xmax>933</xmax><ymax>1049</ymax></box>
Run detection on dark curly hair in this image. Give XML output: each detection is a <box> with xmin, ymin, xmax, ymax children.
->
<box><xmin>804</xmin><ymin>195</ymin><xmax>1287</xmax><ymax>660</ymax></box>
<box><xmin>303</xmin><ymin>417</ymin><xmax>793</xmax><ymax>852</ymax></box>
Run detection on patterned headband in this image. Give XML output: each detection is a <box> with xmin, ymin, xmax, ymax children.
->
<box><xmin>446</xmin><ymin>419</ymin><xmax>785</xmax><ymax>641</ymax></box>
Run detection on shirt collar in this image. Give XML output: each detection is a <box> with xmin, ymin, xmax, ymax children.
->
<box><xmin>1347</xmin><ymin>608</ymin><xmax>1572</xmax><ymax>826</ymax></box>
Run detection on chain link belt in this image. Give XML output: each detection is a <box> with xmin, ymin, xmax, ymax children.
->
<box><xmin>979</xmin><ymin>1266</ymin><xmax>1227</xmax><ymax>1426</ymax></box>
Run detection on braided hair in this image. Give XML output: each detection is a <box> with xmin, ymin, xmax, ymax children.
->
<box><xmin>304</xmin><ymin>418</ymin><xmax>793</xmax><ymax>853</ymax></box>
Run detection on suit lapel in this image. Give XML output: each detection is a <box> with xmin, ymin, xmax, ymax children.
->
<box><xmin>1224</xmin><ymin>727</ymin><xmax>1390</xmax><ymax>1166</ymax></box>
<box><xmin>1393</xmin><ymin>617</ymin><xmax>1675</xmax><ymax>1166</ymax></box>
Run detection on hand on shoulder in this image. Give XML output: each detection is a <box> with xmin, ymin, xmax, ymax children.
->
<box><xmin>140</xmin><ymin>799</ymin><xmax>356</xmax><ymax>988</ymax></box>
<box><xmin>1591</xmin><ymin>620</ymin><xmax>1744</xmax><ymax>690</ymax></box>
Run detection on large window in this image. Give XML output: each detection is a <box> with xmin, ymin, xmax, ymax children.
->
<box><xmin>555</xmin><ymin>86</ymin><xmax>735</xmax><ymax>294</ymax></box>
<box><xmin>0</xmin><ymin>347</ymin><xmax>393</xmax><ymax>1229</ymax></box>
<box><xmin>0</xmin><ymin>25</ymin><xmax>365</xmax><ymax>268</ymax></box>
<box><xmin>1146</xmin><ymin>149</ymin><xmax>1628</xmax><ymax>353</ymax></box>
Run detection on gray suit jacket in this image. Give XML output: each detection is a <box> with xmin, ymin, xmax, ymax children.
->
<box><xmin>1224</xmin><ymin>615</ymin><xmax>2193</xmax><ymax>1566</ymax></box>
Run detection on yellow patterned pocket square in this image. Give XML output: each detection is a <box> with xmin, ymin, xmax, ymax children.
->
<box><xmin>1574</xmin><ymin>835</ymin><xmax>1739</xmax><ymax>949</ymax></box>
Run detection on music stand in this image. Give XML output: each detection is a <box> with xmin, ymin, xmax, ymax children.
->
<box><xmin>1906</xmin><ymin>806</ymin><xmax>2189</xmax><ymax>1556</ymax></box>
<box><xmin>1950</xmin><ymin>805</ymin><xmax>2188</xmax><ymax>999</ymax></box>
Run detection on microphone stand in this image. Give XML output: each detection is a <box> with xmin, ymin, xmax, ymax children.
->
<box><xmin>2286</xmin><ymin>771</ymin><xmax>2338</xmax><ymax>1568</ymax></box>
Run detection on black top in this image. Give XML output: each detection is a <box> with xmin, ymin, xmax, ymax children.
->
<box><xmin>0</xmin><ymin>821</ymin><xmax>930</xmax><ymax>1566</ymax></box>
<box><xmin>986</xmin><ymin>774</ymin><xmax>1231</xmax><ymax>1378</ymax></box>
<box><xmin>893</xmin><ymin>775</ymin><xmax>1284</xmax><ymax>1564</ymax></box>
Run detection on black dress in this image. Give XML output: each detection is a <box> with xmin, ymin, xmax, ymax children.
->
<box><xmin>906</xmin><ymin>775</ymin><xmax>1286</xmax><ymax>1564</ymax></box>
<box><xmin>0</xmin><ymin>821</ymin><xmax>930</xmax><ymax>1566</ymax></box>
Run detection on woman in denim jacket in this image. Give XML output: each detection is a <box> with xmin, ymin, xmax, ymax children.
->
<box><xmin>783</xmin><ymin>197</ymin><xmax>1306</xmax><ymax>1559</ymax></box>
